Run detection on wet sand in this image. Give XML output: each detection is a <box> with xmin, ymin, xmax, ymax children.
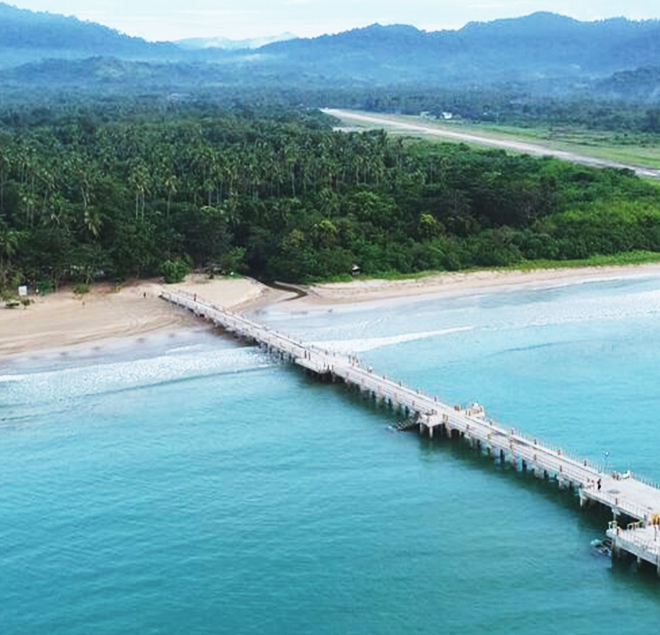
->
<box><xmin>276</xmin><ymin>263</ymin><xmax>660</xmax><ymax>311</ymax></box>
<box><xmin>3</xmin><ymin>263</ymin><xmax>660</xmax><ymax>359</ymax></box>
<box><xmin>0</xmin><ymin>276</ymin><xmax>267</xmax><ymax>359</ymax></box>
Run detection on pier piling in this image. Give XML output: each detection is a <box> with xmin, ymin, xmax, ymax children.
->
<box><xmin>161</xmin><ymin>290</ymin><xmax>660</xmax><ymax>578</ymax></box>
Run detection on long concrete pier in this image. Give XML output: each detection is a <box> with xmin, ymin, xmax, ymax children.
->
<box><xmin>162</xmin><ymin>290</ymin><xmax>660</xmax><ymax>576</ymax></box>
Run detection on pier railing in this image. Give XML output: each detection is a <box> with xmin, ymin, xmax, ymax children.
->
<box><xmin>161</xmin><ymin>289</ymin><xmax>660</xmax><ymax>549</ymax></box>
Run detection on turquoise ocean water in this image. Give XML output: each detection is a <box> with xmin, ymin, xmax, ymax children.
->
<box><xmin>2</xmin><ymin>274</ymin><xmax>660</xmax><ymax>634</ymax></box>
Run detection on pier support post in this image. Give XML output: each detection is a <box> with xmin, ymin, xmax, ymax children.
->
<box><xmin>428</xmin><ymin>426</ymin><xmax>434</xmax><ymax>440</ymax></box>
<box><xmin>579</xmin><ymin>489</ymin><xmax>589</xmax><ymax>509</ymax></box>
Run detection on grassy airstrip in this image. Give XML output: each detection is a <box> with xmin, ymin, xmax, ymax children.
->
<box><xmin>332</xmin><ymin>111</ymin><xmax>660</xmax><ymax>171</ymax></box>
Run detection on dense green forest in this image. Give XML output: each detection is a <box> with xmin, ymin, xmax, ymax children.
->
<box><xmin>2</xmin><ymin>66</ymin><xmax>659</xmax><ymax>137</ymax></box>
<box><xmin>1</xmin><ymin>101</ymin><xmax>660</xmax><ymax>292</ymax></box>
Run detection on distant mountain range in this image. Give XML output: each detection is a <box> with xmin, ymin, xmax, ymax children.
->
<box><xmin>1</xmin><ymin>2</ymin><xmax>659</xmax><ymax>100</ymax></box>
<box><xmin>0</xmin><ymin>2</ymin><xmax>180</xmax><ymax>66</ymax></box>
<box><xmin>257</xmin><ymin>13</ymin><xmax>660</xmax><ymax>83</ymax></box>
<box><xmin>176</xmin><ymin>33</ymin><xmax>297</xmax><ymax>51</ymax></box>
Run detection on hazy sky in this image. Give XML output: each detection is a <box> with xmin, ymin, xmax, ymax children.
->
<box><xmin>9</xmin><ymin>0</ymin><xmax>660</xmax><ymax>41</ymax></box>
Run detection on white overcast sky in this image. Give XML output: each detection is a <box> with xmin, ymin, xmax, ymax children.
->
<box><xmin>8</xmin><ymin>0</ymin><xmax>660</xmax><ymax>41</ymax></box>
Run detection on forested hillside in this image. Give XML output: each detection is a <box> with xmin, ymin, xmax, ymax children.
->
<box><xmin>259</xmin><ymin>12</ymin><xmax>660</xmax><ymax>83</ymax></box>
<box><xmin>595</xmin><ymin>67</ymin><xmax>660</xmax><ymax>103</ymax></box>
<box><xmin>1</xmin><ymin>103</ymin><xmax>659</xmax><ymax>292</ymax></box>
<box><xmin>0</xmin><ymin>2</ymin><xmax>180</xmax><ymax>68</ymax></box>
<box><xmin>1</xmin><ymin>5</ymin><xmax>659</xmax><ymax>141</ymax></box>
<box><xmin>1</xmin><ymin>4</ymin><xmax>660</xmax><ymax>87</ymax></box>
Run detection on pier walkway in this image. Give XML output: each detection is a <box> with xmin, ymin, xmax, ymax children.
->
<box><xmin>161</xmin><ymin>290</ymin><xmax>660</xmax><ymax>576</ymax></box>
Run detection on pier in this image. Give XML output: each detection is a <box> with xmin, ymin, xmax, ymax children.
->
<box><xmin>162</xmin><ymin>290</ymin><xmax>660</xmax><ymax>576</ymax></box>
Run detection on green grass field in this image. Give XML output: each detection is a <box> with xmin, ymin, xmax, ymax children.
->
<box><xmin>333</xmin><ymin>111</ymin><xmax>660</xmax><ymax>170</ymax></box>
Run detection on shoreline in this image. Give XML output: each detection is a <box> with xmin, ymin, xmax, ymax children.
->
<box><xmin>2</xmin><ymin>262</ymin><xmax>660</xmax><ymax>360</ymax></box>
<box><xmin>0</xmin><ymin>275</ymin><xmax>269</xmax><ymax>361</ymax></box>
<box><xmin>284</xmin><ymin>262</ymin><xmax>660</xmax><ymax>311</ymax></box>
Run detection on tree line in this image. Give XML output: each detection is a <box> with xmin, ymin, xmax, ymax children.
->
<box><xmin>1</xmin><ymin>101</ymin><xmax>660</xmax><ymax>292</ymax></box>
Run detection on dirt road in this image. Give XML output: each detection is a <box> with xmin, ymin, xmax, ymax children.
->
<box><xmin>324</xmin><ymin>109</ymin><xmax>660</xmax><ymax>180</ymax></box>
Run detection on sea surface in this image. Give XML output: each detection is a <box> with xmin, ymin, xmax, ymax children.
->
<box><xmin>2</xmin><ymin>274</ymin><xmax>660</xmax><ymax>634</ymax></box>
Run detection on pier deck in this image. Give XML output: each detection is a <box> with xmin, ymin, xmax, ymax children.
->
<box><xmin>608</xmin><ymin>522</ymin><xmax>660</xmax><ymax>575</ymax></box>
<box><xmin>161</xmin><ymin>290</ymin><xmax>660</xmax><ymax>575</ymax></box>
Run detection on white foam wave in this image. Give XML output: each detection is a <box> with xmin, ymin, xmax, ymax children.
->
<box><xmin>0</xmin><ymin>375</ymin><xmax>26</xmax><ymax>382</ymax></box>
<box><xmin>166</xmin><ymin>345</ymin><xmax>206</xmax><ymax>354</ymax></box>
<box><xmin>310</xmin><ymin>326</ymin><xmax>474</xmax><ymax>352</ymax></box>
<box><xmin>486</xmin><ymin>288</ymin><xmax>660</xmax><ymax>333</ymax></box>
<box><xmin>531</xmin><ymin>275</ymin><xmax>653</xmax><ymax>293</ymax></box>
<box><xmin>1</xmin><ymin>347</ymin><xmax>271</xmax><ymax>403</ymax></box>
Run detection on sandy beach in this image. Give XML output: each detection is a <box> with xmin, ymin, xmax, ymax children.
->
<box><xmin>290</xmin><ymin>263</ymin><xmax>660</xmax><ymax>310</ymax></box>
<box><xmin>0</xmin><ymin>275</ymin><xmax>267</xmax><ymax>359</ymax></box>
<box><xmin>2</xmin><ymin>263</ymin><xmax>660</xmax><ymax>358</ymax></box>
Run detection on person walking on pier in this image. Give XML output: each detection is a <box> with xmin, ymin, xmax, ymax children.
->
<box><xmin>597</xmin><ymin>478</ymin><xmax>602</xmax><ymax>491</ymax></box>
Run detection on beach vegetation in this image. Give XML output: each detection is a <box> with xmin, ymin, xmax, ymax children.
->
<box><xmin>1</xmin><ymin>102</ymin><xmax>660</xmax><ymax>289</ymax></box>
<box><xmin>36</xmin><ymin>280</ymin><xmax>53</xmax><ymax>296</ymax></box>
<box><xmin>160</xmin><ymin>258</ymin><xmax>191</xmax><ymax>284</ymax></box>
<box><xmin>72</xmin><ymin>282</ymin><xmax>91</xmax><ymax>295</ymax></box>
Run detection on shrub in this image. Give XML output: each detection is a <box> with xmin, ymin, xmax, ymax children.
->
<box><xmin>36</xmin><ymin>280</ymin><xmax>53</xmax><ymax>296</ymax></box>
<box><xmin>72</xmin><ymin>282</ymin><xmax>91</xmax><ymax>295</ymax></box>
<box><xmin>160</xmin><ymin>258</ymin><xmax>191</xmax><ymax>284</ymax></box>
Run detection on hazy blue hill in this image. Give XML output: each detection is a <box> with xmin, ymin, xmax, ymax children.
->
<box><xmin>0</xmin><ymin>2</ymin><xmax>180</xmax><ymax>67</ymax></box>
<box><xmin>1</xmin><ymin>5</ymin><xmax>660</xmax><ymax>96</ymax></box>
<box><xmin>0</xmin><ymin>56</ymin><xmax>243</xmax><ymax>88</ymax></box>
<box><xmin>0</xmin><ymin>56</ymin><xmax>319</xmax><ymax>102</ymax></box>
<box><xmin>176</xmin><ymin>33</ymin><xmax>297</xmax><ymax>51</ymax></box>
<box><xmin>262</xmin><ymin>12</ymin><xmax>660</xmax><ymax>82</ymax></box>
<box><xmin>595</xmin><ymin>66</ymin><xmax>660</xmax><ymax>102</ymax></box>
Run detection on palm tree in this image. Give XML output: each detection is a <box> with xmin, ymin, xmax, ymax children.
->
<box><xmin>0</xmin><ymin>150</ymin><xmax>10</xmax><ymax>215</ymax></box>
<box><xmin>0</xmin><ymin>224</ymin><xmax>18</xmax><ymax>289</ymax></box>
<box><xmin>165</xmin><ymin>175</ymin><xmax>178</xmax><ymax>221</ymax></box>
<box><xmin>84</xmin><ymin>206</ymin><xmax>103</xmax><ymax>238</ymax></box>
<box><xmin>20</xmin><ymin>188</ymin><xmax>39</xmax><ymax>228</ymax></box>
<box><xmin>130</xmin><ymin>163</ymin><xmax>150</xmax><ymax>221</ymax></box>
